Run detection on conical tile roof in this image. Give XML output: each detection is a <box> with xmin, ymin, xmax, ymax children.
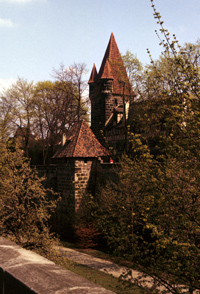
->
<box><xmin>99</xmin><ymin>33</ymin><xmax>121</xmax><ymax>78</ymax></box>
<box><xmin>89</xmin><ymin>33</ymin><xmax>132</xmax><ymax>95</ymax></box>
<box><xmin>100</xmin><ymin>33</ymin><xmax>132</xmax><ymax>95</ymax></box>
<box><xmin>100</xmin><ymin>59</ymin><xmax>114</xmax><ymax>80</ymax></box>
<box><xmin>88</xmin><ymin>64</ymin><xmax>98</xmax><ymax>84</ymax></box>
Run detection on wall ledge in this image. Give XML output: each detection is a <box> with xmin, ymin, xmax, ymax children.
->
<box><xmin>0</xmin><ymin>237</ymin><xmax>115</xmax><ymax>294</ymax></box>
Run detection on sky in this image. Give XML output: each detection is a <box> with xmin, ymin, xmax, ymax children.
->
<box><xmin>0</xmin><ymin>0</ymin><xmax>200</xmax><ymax>91</ymax></box>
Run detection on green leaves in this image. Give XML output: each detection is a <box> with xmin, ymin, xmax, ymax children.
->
<box><xmin>97</xmin><ymin>153</ymin><xmax>200</xmax><ymax>292</ymax></box>
<box><xmin>0</xmin><ymin>143</ymin><xmax>59</xmax><ymax>249</ymax></box>
<box><xmin>97</xmin><ymin>24</ymin><xmax>200</xmax><ymax>290</ymax></box>
<box><xmin>95</xmin><ymin>2</ymin><xmax>200</xmax><ymax>293</ymax></box>
<box><xmin>121</xmin><ymin>50</ymin><xmax>144</xmax><ymax>97</ymax></box>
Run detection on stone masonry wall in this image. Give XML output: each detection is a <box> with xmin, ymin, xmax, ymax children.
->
<box><xmin>74</xmin><ymin>158</ymin><xmax>99</xmax><ymax>209</ymax></box>
<box><xmin>90</xmin><ymin>79</ymin><xmax>124</xmax><ymax>145</ymax></box>
<box><xmin>35</xmin><ymin>160</ymin><xmax>116</xmax><ymax>237</ymax></box>
<box><xmin>55</xmin><ymin>160</ymin><xmax>75</xmax><ymax>236</ymax></box>
<box><xmin>36</xmin><ymin>161</ymin><xmax>75</xmax><ymax>237</ymax></box>
<box><xmin>36</xmin><ymin>159</ymin><xmax>101</xmax><ymax>236</ymax></box>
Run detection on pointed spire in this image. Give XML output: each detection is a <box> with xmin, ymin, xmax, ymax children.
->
<box><xmin>100</xmin><ymin>59</ymin><xmax>113</xmax><ymax>80</ymax></box>
<box><xmin>88</xmin><ymin>64</ymin><xmax>98</xmax><ymax>84</ymax></box>
<box><xmin>98</xmin><ymin>33</ymin><xmax>131</xmax><ymax>95</ymax></box>
<box><xmin>99</xmin><ymin>32</ymin><xmax>121</xmax><ymax>78</ymax></box>
<box><xmin>88</xmin><ymin>33</ymin><xmax>133</xmax><ymax>95</ymax></box>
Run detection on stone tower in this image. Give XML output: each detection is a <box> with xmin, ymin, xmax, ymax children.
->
<box><xmin>88</xmin><ymin>33</ymin><xmax>132</xmax><ymax>143</ymax></box>
<box><xmin>52</xmin><ymin>120</ymin><xmax>109</xmax><ymax>212</ymax></box>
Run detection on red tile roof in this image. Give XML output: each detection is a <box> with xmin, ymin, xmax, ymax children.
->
<box><xmin>100</xmin><ymin>59</ymin><xmax>114</xmax><ymax>80</ymax></box>
<box><xmin>89</xmin><ymin>33</ymin><xmax>132</xmax><ymax>95</ymax></box>
<box><xmin>99</xmin><ymin>33</ymin><xmax>121</xmax><ymax>77</ymax></box>
<box><xmin>88</xmin><ymin>64</ymin><xmax>98</xmax><ymax>84</ymax></box>
<box><xmin>53</xmin><ymin>121</ymin><xmax>110</xmax><ymax>158</ymax></box>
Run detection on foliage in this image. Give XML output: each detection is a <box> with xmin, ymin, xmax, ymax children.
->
<box><xmin>0</xmin><ymin>142</ymin><xmax>59</xmax><ymax>250</ymax></box>
<box><xmin>33</xmin><ymin>80</ymin><xmax>78</xmax><ymax>164</ymax></box>
<box><xmin>0</xmin><ymin>64</ymin><xmax>89</xmax><ymax>164</ymax></box>
<box><xmin>75</xmin><ymin>224</ymin><xmax>100</xmax><ymax>249</ymax></box>
<box><xmin>122</xmin><ymin>50</ymin><xmax>144</xmax><ymax>97</ymax></box>
<box><xmin>96</xmin><ymin>1</ymin><xmax>200</xmax><ymax>293</ymax></box>
<box><xmin>0</xmin><ymin>95</ymin><xmax>14</xmax><ymax>142</ymax></box>
<box><xmin>33</xmin><ymin>77</ymin><xmax>88</xmax><ymax>164</ymax></box>
<box><xmin>75</xmin><ymin>193</ymin><xmax>100</xmax><ymax>248</ymax></box>
<box><xmin>128</xmin><ymin>0</ymin><xmax>200</xmax><ymax>162</ymax></box>
<box><xmin>96</xmin><ymin>151</ymin><xmax>200</xmax><ymax>293</ymax></box>
<box><xmin>0</xmin><ymin>78</ymin><xmax>35</xmax><ymax>156</ymax></box>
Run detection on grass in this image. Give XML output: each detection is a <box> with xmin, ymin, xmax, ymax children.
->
<box><xmin>38</xmin><ymin>240</ymin><xmax>142</xmax><ymax>294</ymax></box>
<box><xmin>55</xmin><ymin>241</ymin><xmax>141</xmax><ymax>294</ymax></box>
<box><xmin>62</xmin><ymin>261</ymin><xmax>141</xmax><ymax>294</ymax></box>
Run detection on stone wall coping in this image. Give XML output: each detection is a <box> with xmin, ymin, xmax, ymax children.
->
<box><xmin>0</xmin><ymin>237</ymin><xmax>115</xmax><ymax>294</ymax></box>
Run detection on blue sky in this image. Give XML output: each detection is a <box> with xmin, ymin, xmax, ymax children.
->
<box><xmin>0</xmin><ymin>0</ymin><xmax>200</xmax><ymax>91</ymax></box>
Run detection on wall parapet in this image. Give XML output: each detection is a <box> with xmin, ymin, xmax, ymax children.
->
<box><xmin>0</xmin><ymin>237</ymin><xmax>115</xmax><ymax>294</ymax></box>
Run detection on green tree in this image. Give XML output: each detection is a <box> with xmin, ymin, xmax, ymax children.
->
<box><xmin>97</xmin><ymin>148</ymin><xmax>200</xmax><ymax>293</ymax></box>
<box><xmin>96</xmin><ymin>1</ymin><xmax>200</xmax><ymax>293</ymax></box>
<box><xmin>33</xmin><ymin>80</ymin><xmax>80</xmax><ymax>164</ymax></box>
<box><xmin>129</xmin><ymin>1</ymin><xmax>200</xmax><ymax>162</ymax></box>
<box><xmin>75</xmin><ymin>193</ymin><xmax>100</xmax><ymax>248</ymax></box>
<box><xmin>122</xmin><ymin>50</ymin><xmax>144</xmax><ymax>97</ymax></box>
<box><xmin>0</xmin><ymin>75</ymin><xmax>89</xmax><ymax>164</ymax></box>
<box><xmin>0</xmin><ymin>142</ymin><xmax>59</xmax><ymax>250</ymax></box>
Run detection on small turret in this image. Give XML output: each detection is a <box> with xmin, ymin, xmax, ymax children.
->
<box><xmin>88</xmin><ymin>64</ymin><xmax>98</xmax><ymax>98</ymax></box>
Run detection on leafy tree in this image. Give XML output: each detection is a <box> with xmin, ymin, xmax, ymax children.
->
<box><xmin>0</xmin><ymin>70</ymin><xmax>89</xmax><ymax>164</ymax></box>
<box><xmin>33</xmin><ymin>80</ymin><xmax>80</xmax><ymax>164</ymax></box>
<box><xmin>75</xmin><ymin>193</ymin><xmax>100</xmax><ymax>248</ymax></box>
<box><xmin>122</xmin><ymin>50</ymin><xmax>144</xmax><ymax>97</ymax></box>
<box><xmin>97</xmin><ymin>146</ymin><xmax>200</xmax><ymax>293</ymax></box>
<box><xmin>96</xmin><ymin>1</ymin><xmax>200</xmax><ymax>293</ymax></box>
<box><xmin>127</xmin><ymin>0</ymin><xmax>200</xmax><ymax>162</ymax></box>
<box><xmin>0</xmin><ymin>142</ymin><xmax>59</xmax><ymax>250</ymax></box>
